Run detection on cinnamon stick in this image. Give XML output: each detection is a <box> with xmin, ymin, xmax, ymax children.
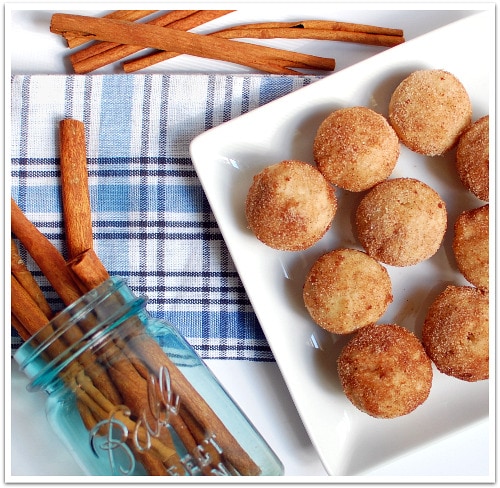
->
<box><xmin>11</xmin><ymin>313</ymin><xmax>31</xmax><ymax>342</ymax></box>
<box><xmin>63</xmin><ymin>10</ymin><xmax>159</xmax><ymax>48</ymax></box>
<box><xmin>50</xmin><ymin>13</ymin><xmax>336</xmax><ymax>74</ymax></box>
<box><xmin>11</xmin><ymin>275</ymin><xmax>78</xmax><ymax>376</ymax></box>
<box><xmin>128</xmin><ymin>333</ymin><xmax>261</xmax><ymax>475</ymax></box>
<box><xmin>11</xmin><ymin>239</ymin><xmax>53</xmax><ymax>318</ymax></box>
<box><xmin>59</xmin><ymin>119</ymin><xmax>112</xmax><ymax>293</ymax></box>
<box><xmin>68</xmin><ymin>248</ymin><xmax>110</xmax><ymax>292</ymax></box>
<box><xmin>11</xmin><ymin>275</ymin><xmax>51</xmax><ymax>337</ymax></box>
<box><xmin>179</xmin><ymin>405</ymin><xmax>238</xmax><ymax>475</ymax></box>
<box><xmin>123</xmin><ymin>17</ymin><xmax>403</xmax><ymax>73</ymax></box>
<box><xmin>69</xmin><ymin>10</ymin><xmax>201</xmax><ymax>71</ymax></box>
<box><xmin>123</xmin><ymin>50</ymin><xmax>179</xmax><ymax>73</ymax></box>
<box><xmin>213</xmin><ymin>27</ymin><xmax>404</xmax><ymax>46</ymax></box>
<box><xmin>219</xmin><ymin>19</ymin><xmax>404</xmax><ymax>37</ymax></box>
<box><xmin>76</xmin><ymin>399</ymin><xmax>98</xmax><ymax>431</ymax></box>
<box><xmin>11</xmin><ymin>198</ymin><xmax>81</xmax><ymax>306</ymax></box>
<box><xmin>59</xmin><ymin>119</ymin><xmax>93</xmax><ymax>259</ymax></box>
<box><xmin>70</xmin><ymin>10</ymin><xmax>234</xmax><ymax>74</ymax></box>
<box><xmin>11</xmin><ymin>275</ymin><xmax>81</xmax><ymax>387</ymax></box>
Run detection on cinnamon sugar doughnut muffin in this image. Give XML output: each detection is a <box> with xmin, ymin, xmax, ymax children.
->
<box><xmin>313</xmin><ymin>106</ymin><xmax>399</xmax><ymax>192</ymax></box>
<box><xmin>422</xmin><ymin>285</ymin><xmax>489</xmax><ymax>382</ymax></box>
<box><xmin>245</xmin><ymin>160</ymin><xmax>337</xmax><ymax>251</ymax></box>
<box><xmin>389</xmin><ymin>69</ymin><xmax>472</xmax><ymax>156</ymax></box>
<box><xmin>453</xmin><ymin>204</ymin><xmax>489</xmax><ymax>290</ymax></box>
<box><xmin>303</xmin><ymin>248</ymin><xmax>392</xmax><ymax>334</ymax></box>
<box><xmin>456</xmin><ymin>115</ymin><xmax>489</xmax><ymax>201</ymax></box>
<box><xmin>355</xmin><ymin>178</ymin><xmax>447</xmax><ymax>266</ymax></box>
<box><xmin>337</xmin><ymin>324</ymin><xmax>433</xmax><ymax>418</ymax></box>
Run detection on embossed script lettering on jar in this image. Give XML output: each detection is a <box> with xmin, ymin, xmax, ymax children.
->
<box><xmin>88</xmin><ymin>365</ymin><xmax>232</xmax><ymax>476</ymax></box>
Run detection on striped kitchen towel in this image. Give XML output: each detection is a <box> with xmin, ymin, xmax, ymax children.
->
<box><xmin>10</xmin><ymin>73</ymin><xmax>321</xmax><ymax>361</ymax></box>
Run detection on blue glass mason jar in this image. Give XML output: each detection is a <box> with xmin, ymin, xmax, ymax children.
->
<box><xmin>14</xmin><ymin>276</ymin><xmax>283</xmax><ymax>477</ymax></box>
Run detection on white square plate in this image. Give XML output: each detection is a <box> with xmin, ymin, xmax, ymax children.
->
<box><xmin>190</xmin><ymin>12</ymin><xmax>493</xmax><ymax>475</ymax></box>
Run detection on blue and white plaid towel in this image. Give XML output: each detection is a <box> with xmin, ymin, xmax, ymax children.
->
<box><xmin>11</xmin><ymin>73</ymin><xmax>321</xmax><ymax>361</ymax></box>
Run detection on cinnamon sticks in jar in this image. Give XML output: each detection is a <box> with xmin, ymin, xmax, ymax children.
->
<box><xmin>11</xmin><ymin>119</ymin><xmax>264</xmax><ymax>476</ymax></box>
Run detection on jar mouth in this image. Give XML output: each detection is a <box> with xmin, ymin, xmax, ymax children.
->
<box><xmin>14</xmin><ymin>276</ymin><xmax>146</xmax><ymax>391</ymax></box>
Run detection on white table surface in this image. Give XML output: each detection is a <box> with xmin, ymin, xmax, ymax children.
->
<box><xmin>7</xmin><ymin>4</ymin><xmax>493</xmax><ymax>481</ymax></box>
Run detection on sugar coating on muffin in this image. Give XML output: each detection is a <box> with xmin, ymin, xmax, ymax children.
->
<box><xmin>453</xmin><ymin>204</ymin><xmax>489</xmax><ymax>290</ymax></box>
<box><xmin>456</xmin><ymin>115</ymin><xmax>489</xmax><ymax>201</ymax></box>
<box><xmin>389</xmin><ymin>69</ymin><xmax>472</xmax><ymax>156</ymax></box>
<box><xmin>313</xmin><ymin>106</ymin><xmax>400</xmax><ymax>192</ymax></box>
<box><xmin>355</xmin><ymin>177</ymin><xmax>447</xmax><ymax>266</ymax></box>
<box><xmin>245</xmin><ymin>160</ymin><xmax>337</xmax><ymax>251</ymax></box>
<box><xmin>422</xmin><ymin>285</ymin><xmax>489</xmax><ymax>382</ymax></box>
<box><xmin>337</xmin><ymin>324</ymin><xmax>433</xmax><ymax>418</ymax></box>
<box><xmin>303</xmin><ymin>248</ymin><xmax>392</xmax><ymax>334</ymax></box>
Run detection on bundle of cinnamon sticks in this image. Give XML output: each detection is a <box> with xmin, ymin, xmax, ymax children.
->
<box><xmin>11</xmin><ymin>119</ymin><xmax>261</xmax><ymax>476</ymax></box>
<box><xmin>49</xmin><ymin>10</ymin><xmax>404</xmax><ymax>74</ymax></box>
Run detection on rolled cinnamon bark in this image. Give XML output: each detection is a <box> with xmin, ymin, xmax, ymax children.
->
<box><xmin>59</xmin><ymin>119</ymin><xmax>94</xmax><ymax>259</ymax></box>
<box><xmin>69</xmin><ymin>10</ymin><xmax>201</xmax><ymax>68</ymax></box>
<box><xmin>50</xmin><ymin>13</ymin><xmax>336</xmax><ymax>75</ymax></box>
<box><xmin>11</xmin><ymin>238</ymin><xmax>53</xmax><ymax>318</ymax></box>
<box><xmin>11</xmin><ymin>198</ymin><xmax>81</xmax><ymax>306</ymax></box>
<box><xmin>64</xmin><ymin>10</ymin><xmax>158</xmax><ymax>48</ymax></box>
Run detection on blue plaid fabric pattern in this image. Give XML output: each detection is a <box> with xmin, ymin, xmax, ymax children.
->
<box><xmin>11</xmin><ymin>73</ymin><xmax>321</xmax><ymax>361</ymax></box>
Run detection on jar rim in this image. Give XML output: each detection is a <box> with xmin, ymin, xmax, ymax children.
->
<box><xmin>15</xmin><ymin>276</ymin><xmax>122</xmax><ymax>361</ymax></box>
<box><xmin>14</xmin><ymin>276</ymin><xmax>146</xmax><ymax>391</ymax></box>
